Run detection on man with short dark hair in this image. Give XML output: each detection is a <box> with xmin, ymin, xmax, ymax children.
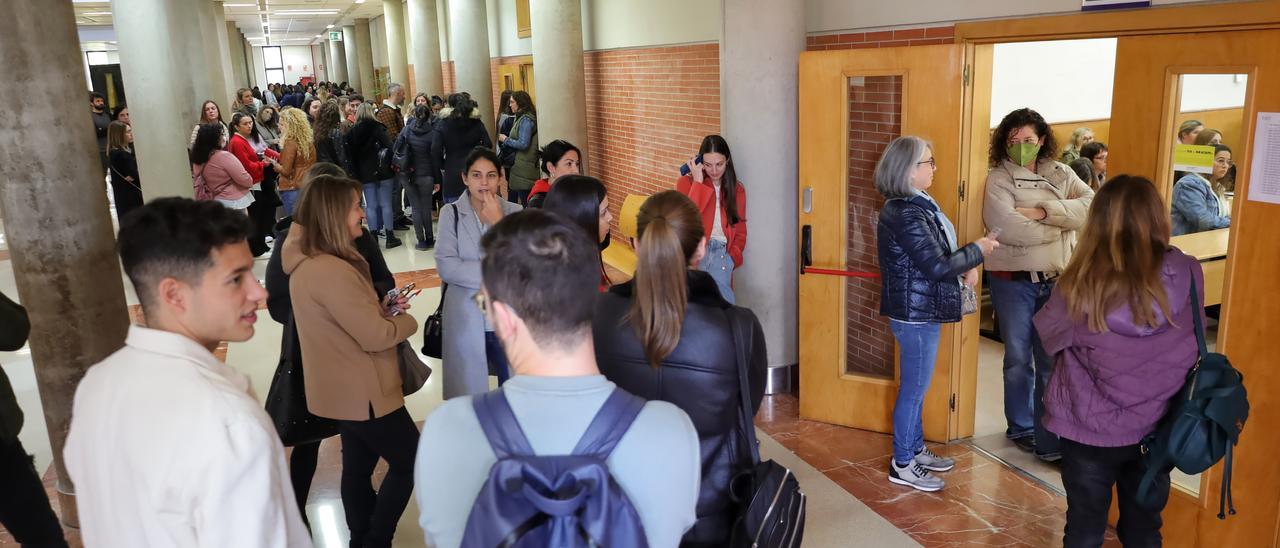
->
<box><xmin>345</xmin><ymin>93</ymin><xmax>364</xmax><ymax>125</ymax></box>
<box><xmin>64</xmin><ymin>198</ymin><xmax>310</xmax><ymax>547</ymax></box>
<box><xmin>90</xmin><ymin>92</ymin><xmax>111</xmax><ymax>173</ymax></box>
<box><xmin>415</xmin><ymin>210</ymin><xmax>701</xmax><ymax>547</ymax></box>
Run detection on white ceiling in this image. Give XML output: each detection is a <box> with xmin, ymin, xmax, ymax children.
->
<box><xmin>73</xmin><ymin>0</ymin><xmax>386</xmax><ymax>47</ymax></box>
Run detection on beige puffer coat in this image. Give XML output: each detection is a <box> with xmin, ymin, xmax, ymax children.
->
<box><xmin>982</xmin><ymin>159</ymin><xmax>1095</xmax><ymax>273</ymax></box>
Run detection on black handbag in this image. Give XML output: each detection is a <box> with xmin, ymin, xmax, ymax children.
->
<box><xmin>264</xmin><ymin>314</ymin><xmax>338</xmax><ymax>446</ymax></box>
<box><xmin>421</xmin><ymin>204</ymin><xmax>458</xmax><ymax>359</ymax></box>
<box><xmin>725</xmin><ymin>308</ymin><xmax>807</xmax><ymax>548</ymax></box>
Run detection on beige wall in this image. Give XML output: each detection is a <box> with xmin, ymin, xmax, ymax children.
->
<box><xmin>806</xmin><ymin>0</ymin><xmax>1229</xmax><ymax>33</ymax></box>
<box><xmin>480</xmin><ymin>0</ymin><xmax>718</xmax><ymax>59</ymax></box>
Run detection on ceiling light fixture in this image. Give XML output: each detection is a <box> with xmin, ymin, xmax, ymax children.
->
<box><xmin>276</xmin><ymin>9</ymin><xmax>339</xmax><ymax>14</ymax></box>
<box><xmin>326</xmin><ymin>24</ymin><xmax>334</xmax><ymax>28</ymax></box>
<box><xmin>84</xmin><ymin>11</ymin><xmax>112</xmax><ymax>15</ymax></box>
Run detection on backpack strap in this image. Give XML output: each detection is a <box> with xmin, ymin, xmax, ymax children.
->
<box><xmin>571</xmin><ymin>388</ymin><xmax>646</xmax><ymax>459</ymax></box>
<box><xmin>472</xmin><ymin>389</ymin><xmax>536</xmax><ymax>459</ymax></box>
<box><xmin>1190</xmin><ymin>266</ymin><xmax>1208</xmax><ymax>359</ymax></box>
<box><xmin>727</xmin><ymin>308</ymin><xmax>762</xmax><ymax>464</ymax></box>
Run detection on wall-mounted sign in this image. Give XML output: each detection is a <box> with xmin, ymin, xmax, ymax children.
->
<box><xmin>329</xmin><ymin>31</ymin><xmax>342</xmax><ymax>41</ymax></box>
<box><xmin>1082</xmin><ymin>0</ymin><xmax>1151</xmax><ymax>11</ymax></box>
<box><xmin>1173</xmin><ymin>144</ymin><xmax>1215</xmax><ymax>175</ymax></box>
<box><xmin>1247</xmin><ymin>112</ymin><xmax>1280</xmax><ymax>205</ymax></box>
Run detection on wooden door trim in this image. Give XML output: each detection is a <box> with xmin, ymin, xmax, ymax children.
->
<box><xmin>954</xmin><ymin>1</ymin><xmax>1280</xmax><ymax>44</ymax></box>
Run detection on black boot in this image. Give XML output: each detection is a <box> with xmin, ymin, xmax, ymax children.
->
<box><xmin>385</xmin><ymin>229</ymin><xmax>403</xmax><ymax>249</ymax></box>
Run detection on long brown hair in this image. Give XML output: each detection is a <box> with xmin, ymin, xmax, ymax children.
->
<box><xmin>1056</xmin><ymin>175</ymin><xmax>1174</xmax><ymax>333</ymax></box>
<box><xmin>699</xmin><ymin>135</ymin><xmax>742</xmax><ymax>224</ymax></box>
<box><xmin>629</xmin><ymin>191</ymin><xmax>705</xmax><ymax>367</ymax></box>
<box><xmin>294</xmin><ymin>174</ymin><xmax>363</xmax><ymax>262</ymax></box>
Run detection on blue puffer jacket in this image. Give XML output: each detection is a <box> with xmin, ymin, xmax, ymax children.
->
<box><xmin>1171</xmin><ymin>173</ymin><xmax>1230</xmax><ymax>236</ymax></box>
<box><xmin>877</xmin><ymin>195</ymin><xmax>984</xmax><ymax>323</ymax></box>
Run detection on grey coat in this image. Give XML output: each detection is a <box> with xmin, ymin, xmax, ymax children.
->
<box><xmin>438</xmin><ymin>190</ymin><xmax>523</xmax><ymax>399</ymax></box>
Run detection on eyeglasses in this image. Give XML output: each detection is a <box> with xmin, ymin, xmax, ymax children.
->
<box><xmin>916</xmin><ymin>158</ymin><xmax>937</xmax><ymax>169</ymax></box>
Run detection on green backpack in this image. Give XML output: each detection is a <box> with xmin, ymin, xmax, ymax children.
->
<box><xmin>1138</xmin><ymin>270</ymin><xmax>1249</xmax><ymax>519</ymax></box>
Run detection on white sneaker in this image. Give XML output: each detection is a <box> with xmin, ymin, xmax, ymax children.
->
<box><xmin>914</xmin><ymin>447</ymin><xmax>956</xmax><ymax>472</ymax></box>
<box><xmin>889</xmin><ymin>458</ymin><xmax>945</xmax><ymax>492</ymax></box>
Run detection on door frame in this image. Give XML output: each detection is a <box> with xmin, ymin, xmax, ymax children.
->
<box><xmin>953</xmin><ymin>3</ymin><xmax>1280</xmax><ymax>546</ymax></box>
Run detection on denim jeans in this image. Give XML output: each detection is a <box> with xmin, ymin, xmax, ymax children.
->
<box><xmin>988</xmin><ymin>276</ymin><xmax>1060</xmax><ymax>457</ymax></box>
<box><xmin>888</xmin><ymin>320</ymin><xmax>942</xmax><ymax>465</ymax></box>
<box><xmin>337</xmin><ymin>406</ymin><xmax>419</xmax><ymax>548</ymax></box>
<box><xmin>485</xmin><ymin>330</ymin><xmax>511</xmax><ymax>385</ymax></box>
<box><xmin>280</xmin><ymin>189</ymin><xmax>299</xmax><ymax>217</ymax></box>
<box><xmin>508</xmin><ymin>189</ymin><xmax>530</xmax><ymax>207</ymax></box>
<box><xmin>699</xmin><ymin>238</ymin><xmax>736</xmax><ymax>304</ymax></box>
<box><xmin>363</xmin><ymin>178</ymin><xmax>395</xmax><ymax>232</ymax></box>
<box><xmin>391</xmin><ymin>173</ymin><xmax>406</xmax><ymax>220</ymax></box>
<box><xmin>1060</xmin><ymin>438</ymin><xmax>1168</xmax><ymax>548</ymax></box>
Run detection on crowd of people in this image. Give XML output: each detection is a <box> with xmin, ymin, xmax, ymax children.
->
<box><xmin>877</xmin><ymin>107</ymin><xmax>1211</xmax><ymax>546</ymax></box>
<box><xmin>12</xmin><ymin>81</ymin><xmax>1221</xmax><ymax>548</ymax></box>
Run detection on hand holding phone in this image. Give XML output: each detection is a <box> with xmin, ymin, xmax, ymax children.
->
<box><xmin>385</xmin><ymin>282</ymin><xmax>416</xmax><ymax>316</ymax></box>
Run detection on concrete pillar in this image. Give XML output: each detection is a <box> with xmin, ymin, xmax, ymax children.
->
<box><xmin>383</xmin><ymin>0</ymin><xmax>409</xmax><ymax>91</ymax></box>
<box><xmin>721</xmin><ymin>0</ymin><xmax>804</xmax><ymax>388</ymax></box>
<box><xmin>354</xmin><ymin>18</ymin><xmax>377</xmax><ymax>96</ymax></box>
<box><xmin>212</xmin><ymin>2</ymin><xmax>237</xmax><ymax>104</ymax></box>
<box><xmin>227</xmin><ymin>22</ymin><xmax>248</xmax><ymax>90</ymax></box>
<box><xmin>328</xmin><ymin>36</ymin><xmax>349</xmax><ymax>85</ymax></box>
<box><xmin>409</xmin><ymin>0</ymin><xmax>444</xmax><ymax>97</ymax></box>
<box><xmin>531</xmin><ymin>0</ymin><xmax>589</xmax><ymax>168</ymax></box>
<box><xmin>114</xmin><ymin>0</ymin><xmax>211</xmax><ymax>199</ymax></box>
<box><xmin>450</xmin><ymin>0</ymin><xmax>496</xmax><ymax>134</ymax></box>
<box><xmin>0</xmin><ymin>0</ymin><xmax>132</xmax><ymax>526</ymax></box>
<box><xmin>196</xmin><ymin>0</ymin><xmax>229</xmax><ymax>105</ymax></box>
<box><xmin>343</xmin><ymin>25</ymin><xmax>361</xmax><ymax>88</ymax></box>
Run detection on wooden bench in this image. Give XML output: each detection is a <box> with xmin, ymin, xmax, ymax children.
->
<box><xmin>601</xmin><ymin>194</ymin><xmax>648</xmax><ymax>278</ymax></box>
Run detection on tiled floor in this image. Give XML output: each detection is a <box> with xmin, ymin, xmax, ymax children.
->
<box><xmin>756</xmin><ymin>394</ymin><xmax>1121</xmax><ymax>547</ymax></box>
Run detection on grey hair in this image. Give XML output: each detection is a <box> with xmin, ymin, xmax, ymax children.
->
<box><xmin>1068</xmin><ymin>127</ymin><xmax>1093</xmax><ymax>150</ymax></box>
<box><xmin>874</xmin><ymin>136</ymin><xmax>931</xmax><ymax>199</ymax></box>
<box><xmin>356</xmin><ymin>102</ymin><xmax>379</xmax><ymax>123</ymax></box>
<box><xmin>387</xmin><ymin>83</ymin><xmax>403</xmax><ymax>95</ymax></box>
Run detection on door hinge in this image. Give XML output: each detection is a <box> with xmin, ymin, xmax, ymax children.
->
<box><xmin>959</xmin><ymin>179</ymin><xmax>967</xmax><ymax>201</ymax></box>
<box><xmin>963</xmin><ymin>64</ymin><xmax>971</xmax><ymax>87</ymax></box>
<box><xmin>949</xmin><ymin>394</ymin><xmax>957</xmax><ymax>411</ymax></box>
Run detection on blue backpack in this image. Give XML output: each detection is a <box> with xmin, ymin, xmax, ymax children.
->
<box><xmin>461</xmin><ymin>388</ymin><xmax>650</xmax><ymax>547</ymax></box>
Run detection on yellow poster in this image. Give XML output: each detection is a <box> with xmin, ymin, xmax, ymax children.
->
<box><xmin>1173</xmin><ymin>144</ymin><xmax>1215</xmax><ymax>174</ymax></box>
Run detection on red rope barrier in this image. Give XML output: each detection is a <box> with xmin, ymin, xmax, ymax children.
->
<box><xmin>802</xmin><ymin>267</ymin><xmax>880</xmax><ymax>279</ymax></box>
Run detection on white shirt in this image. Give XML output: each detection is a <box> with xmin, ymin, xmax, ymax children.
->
<box><xmin>64</xmin><ymin>326</ymin><xmax>312</xmax><ymax>548</ymax></box>
<box><xmin>711</xmin><ymin>181</ymin><xmax>727</xmax><ymax>242</ymax></box>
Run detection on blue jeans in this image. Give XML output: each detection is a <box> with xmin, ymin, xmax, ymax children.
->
<box><xmin>700</xmin><ymin>239</ymin><xmax>736</xmax><ymax>304</ymax></box>
<box><xmin>362</xmin><ymin>178</ymin><xmax>395</xmax><ymax>232</ymax></box>
<box><xmin>989</xmin><ymin>276</ymin><xmax>1060</xmax><ymax>457</ymax></box>
<box><xmin>889</xmin><ymin>320</ymin><xmax>942</xmax><ymax>465</ymax></box>
<box><xmin>280</xmin><ymin>189</ymin><xmax>299</xmax><ymax>217</ymax></box>
<box><xmin>485</xmin><ymin>331</ymin><xmax>511</xmax><ymax>385</ymax></box>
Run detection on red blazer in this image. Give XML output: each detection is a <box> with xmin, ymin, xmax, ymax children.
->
<box><xmin>227</xmin><ymin>133</ymin><xmax>276</xmax><ymax>183</ymax></box>
<box><xmin>676</xmin><ymin>175</ymin><xmax>747</xmax><ymax>267</ymax></box>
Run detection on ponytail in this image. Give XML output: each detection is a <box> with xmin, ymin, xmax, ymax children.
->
<box><xmin>628</xmin><ymin>191</ymin><xmax>705</xmax><ymax>368</ymax></box>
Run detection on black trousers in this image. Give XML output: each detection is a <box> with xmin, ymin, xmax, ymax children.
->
<box><xmin>405</xmin><ymin>176</ymin><xmax>435</xmax><ymax>244</ymax></box>
<box><xmin>1060</xmin><ymin>438</ymin><xmax>1169</xmax><ymax>548</ymax></box>
<box><xmin>338</xmin><ymin>406</ymin><xmax>419</xmax><ymax>548</ymax></box>
<box><xmin>0</xmin><ymin>437</ymin><xmax>68</xmax><ymax>547</ymax></box>
<box><xmin>289</xmin><ymin>440</ymin><xmax>322</xmax><ymax>528</ymax></box>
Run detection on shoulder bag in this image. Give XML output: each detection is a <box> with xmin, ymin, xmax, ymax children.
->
<box><xmin>421</xmin><ymin>204</ymin><xmax>459</xmax><ymax>358</ymax></box>
<box><xmin>725</xmin><ymin>308</ymin><xmax>807</xmax><ymax>547</ymax></box>
<box><xmin>264</xmin><ymin>313</ymin><xmax>338</xmax><ymax>446</ymax></box>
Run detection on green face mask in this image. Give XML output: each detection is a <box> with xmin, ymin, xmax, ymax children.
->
<box><xmin>1007</xmin><ymin>142</ymin><xmax>1041</xmax><ymax>166</ymax></box>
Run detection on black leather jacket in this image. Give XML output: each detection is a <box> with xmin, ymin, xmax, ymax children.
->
<box><xmin>593</xmin><ymin>271</ymin><xmax>767</xmax><ymax>545</ymax></box>
<box><xmin>877</xmin><ymin>194</ymin><xmax>983</xmax><ymax>323</ymax></box>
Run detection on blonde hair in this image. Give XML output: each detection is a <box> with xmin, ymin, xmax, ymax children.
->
<box><xmin>294</xmin><ymin>175</ymin><xmax>363</xmax><ymax>262</ymax></box>
<box><xmin>279</xmin><ymin>108</ymin><xmax>314</xmax><ymax>161</ymax></box>
<box><xmin>356</xmin><ymin>102</ymin><xmax>379</xmax><ymax>123</ymax></box>
<box><xmin>1057</xmin><ymin>175</ymin><xmax>1174</xmax><ymax>333</ymax></box>
<box><xmin>629</xmin><ymin>191</ymin><xmax>706</xmax><ymax>367</ymax></box>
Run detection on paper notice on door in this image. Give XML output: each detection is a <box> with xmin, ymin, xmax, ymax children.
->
<box><xmin>1173</xmin><ymin>144</ymin><xmax>1215</xmax><ymax>174</ymax></box>
<box><xmin>1248</xmin><ymin>112</ymin><xmax>1280</xmax><ymax>205</ymax></box>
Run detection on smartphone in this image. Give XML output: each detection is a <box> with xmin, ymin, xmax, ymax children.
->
<box><xmin>678</xmin><ymin>154</ymin><xmax>704</xmax><ymax>177</ymax></box>
<box><xmin>387</xmin><ymin>281</ymin><xmax>416</xmax><ymax>299</ymax></box>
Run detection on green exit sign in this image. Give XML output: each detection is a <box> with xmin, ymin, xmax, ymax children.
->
<box><xmin>329</xmin><ymin>31</ymin><xmax>342</xmax><ymax>41</ymax></box>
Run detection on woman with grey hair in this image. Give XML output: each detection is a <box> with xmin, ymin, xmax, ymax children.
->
<box><xmin>876</xmin><ymin>135</ymin><xmax>999</xmax><ymax>492</ymax></box>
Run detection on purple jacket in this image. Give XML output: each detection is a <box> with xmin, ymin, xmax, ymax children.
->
<box><xmin>1033</xmin><ymin>248</ymin><xmax>1205</xmax><ymax>447</ymax></box>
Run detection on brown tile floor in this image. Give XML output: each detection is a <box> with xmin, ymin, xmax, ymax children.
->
<box><xmin>757</xmin><ymin>393</ymin><xmax>1120</xmax><ymax>547</ymax></box>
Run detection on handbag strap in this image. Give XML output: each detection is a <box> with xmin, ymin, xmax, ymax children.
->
<box><xmin>726</xmin><ymin>307</ymin><xmax>762</xmax><ymax>464</ymax></box>
<box><xmin>1190</xmin><ymin>266</ymin><xmax>1208</xmax><ymax>359</ymax></box>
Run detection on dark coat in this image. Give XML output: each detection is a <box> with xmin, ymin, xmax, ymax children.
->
<box><xmin>593</xmin><ymin>270</ymin><xmax>767</xmax><ymax>545</ymax></box>
<box><xmin>431</xmin><ymin>114</ymin><xmax>492</xmax><ymax>199</ymax></box>
<box><xmin>346</xmin><ymin>119</ymin><xmax>393</xmax><ymax>183</ymax></box>
<box><xmin>0</xmin><ymin>291</ymin><xmax>30</xmax><ymax>442</ymax></box>
<box><xmin>877</xmin><ymin>194</ymin><xmax>983</xmax><ymax>323</ymax></box>
<box><xmin>108</xmin><ymin>148</ymin><xmax>144</xmax><ymax>219</ymax></box>
<box><xmin>394</xmin><ymin>117</ymin><xmax>439</xmax><ymax>182</ymax></box>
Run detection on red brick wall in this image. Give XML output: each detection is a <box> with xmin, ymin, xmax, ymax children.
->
<box><xmin>845</xmin><ymin>75</ymin><xmax>902</xmax><ymax>378</ymax></box>
<box><xmin>807</xmin><ymin>25</ymin><xmax>954</xmax><ymax>51</ymax></box>
<box><xmin>441</xmin><ymin>61</ymin><xmax>456</xmax><ymax>95</ymax></box>
<box><xmin>585</xmin><ymin>43</ymin><xmax>721</xmax><ymax>243</ymax></box>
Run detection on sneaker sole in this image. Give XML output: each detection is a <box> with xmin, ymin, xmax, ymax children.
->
<box><xmin>918</xmin><ymin>462</ymin><xmax>955</xmax><ymax>473</ymax></box>
<box><xmin>887</xmin><ymin>474</ymin><xmax>944</xmax><ymax>492</ymax></box>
